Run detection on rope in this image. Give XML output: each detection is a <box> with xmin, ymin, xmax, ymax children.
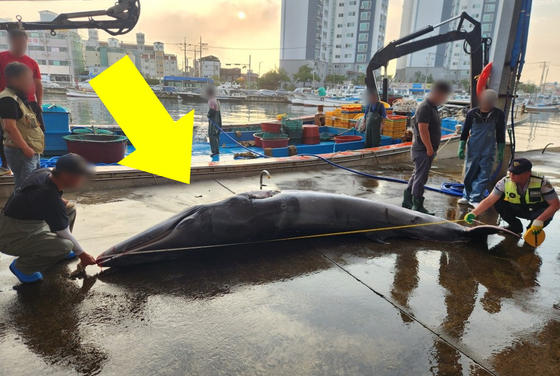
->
<box><xmin>97</xmin><ymin>219</ymin><xmax>466</xmax><ymax>264</ymax></box>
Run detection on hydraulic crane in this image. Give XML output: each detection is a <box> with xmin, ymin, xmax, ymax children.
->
<box><xmin>0</xmin><ymin>0</ymin><xmax>140</xmax><ymax>36</ymax></box>
<box><xmin>365</xmin><ymin>12</ymin><xmax>490</xmax><ymax>108</ymax></box>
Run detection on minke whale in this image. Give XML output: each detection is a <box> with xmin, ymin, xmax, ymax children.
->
<box><xmin>97</xmin><ymin>190</ymin><xmax>519</xmax><ymax>267</ymax></box>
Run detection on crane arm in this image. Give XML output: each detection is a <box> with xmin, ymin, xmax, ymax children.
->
<box><xmin>366</xmin><ymin>12</ymin><xmax>487</xmax><ymax>108</ymax></box>
<box><xmin>0</xmin><ymin>0</ymin><xmax>140</xmax><ymax>36</ymax></box>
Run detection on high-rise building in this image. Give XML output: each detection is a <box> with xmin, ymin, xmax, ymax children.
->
<box><xmin>280</xmin><ymin>0</ymin><xmax>389</xmax><ymax>84</ymax></box>
<box><xmin>396</xmin><ymin>0</ymin><xmax>503</xmax><ymax>83</ymax></box>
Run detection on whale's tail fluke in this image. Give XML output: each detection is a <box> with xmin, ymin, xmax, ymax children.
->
<box><xmin>465</xmin><ymin>225</ymin><xmax>521</xmax><ymax>240</ymax></box>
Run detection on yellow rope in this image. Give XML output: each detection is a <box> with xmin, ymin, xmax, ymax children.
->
<box><xmin>98</xmin><ymin>219</ymin><xmax>467</xmax><ymax>261</ymax></box>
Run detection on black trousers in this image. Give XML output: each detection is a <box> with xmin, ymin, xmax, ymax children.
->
<box><xmin>494</xmin><ymin>198</ymin><xmax>551</xmax><ymax>233</ymax></box>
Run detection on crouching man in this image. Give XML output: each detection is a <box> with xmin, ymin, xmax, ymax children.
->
<box><xmin>465</xmin><ymin>158</ymin><xmax>560</xmax><ymax>235</ymax></box>
<box><xmin>0</xmin><ymin>154</ymin><xmax>97</xmax><ymax>283</ymax></box>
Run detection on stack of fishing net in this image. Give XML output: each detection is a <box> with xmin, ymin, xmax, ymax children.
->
<box><xmin>281</xmin><ymin>118</ymin><xmax>304</xmax><ymax>145</ymax></box>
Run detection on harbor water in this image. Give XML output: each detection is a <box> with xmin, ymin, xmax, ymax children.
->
<box><xmin>45</xmin><ymin>94</ymin><xmax>560</xmax><ymax>153</ymax></box>
<box><xmin>45</xmin><ymin>95</ymin><xmax>317</xmax><ymax>142</ymax></box>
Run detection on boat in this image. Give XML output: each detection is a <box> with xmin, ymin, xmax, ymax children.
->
<box><xmin>178</xmin><ymin>91</ymin><xmax>205</xmax><ymax>102</ymax></box>
<box><xmin>524</xmin><ymin>104</ymin><xmax>559</xmax><ymax>112</ymax></box>
<box><xmin>42</xmin><ymin>80</ymin><xmax>67</xmax><ymax>95</ymax></box>
<box><xmin>66</xmin><ymin>89</ymin><xmax>99</xmax><ymax>98</ymax></box>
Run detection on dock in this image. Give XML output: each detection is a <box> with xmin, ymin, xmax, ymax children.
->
<box><xmin>1</xmin><ymin>148</ymin><xmax>558</xmax><ymax>375</ymax></box>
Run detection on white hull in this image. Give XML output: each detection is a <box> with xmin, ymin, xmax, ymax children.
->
<box><xmin>525</xmin><ymin>105</ymin><xmax>558</xmax><ymax>112</ymax></box>
<box><xmin>66</xmin><ymin>89</ymin><xmax>98</xmax><ymax>98</ymax></box>
<box><xmin>303</xmin><ymin>98</ymin><xmax>360</xmax><ymax>107</ymax></box>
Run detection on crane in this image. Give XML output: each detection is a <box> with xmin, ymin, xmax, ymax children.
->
<box><xmin>0</xmin><ymin>0</ymin><xmax>140</xmax><ymax>36</ymax></box>
<box><xmin>365</xmin><ymin>12</ymin><xmax>490</xmax><ymax>108</ymax></box>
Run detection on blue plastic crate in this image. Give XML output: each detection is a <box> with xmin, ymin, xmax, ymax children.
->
<box><xmin>441</xmin><ymin>117</ymin><xmax>458</xmax><ymax>135</ymax></box>
<box><xmin>380</xmin><ymin>136</ymin><xmax>392</xmax><ymax>146</ymax></box>
<box><xmin>44</xmin><ymin>131</ymin><xmax>71</xmax><ymax>156</ymax></box>
<box><xmin>42</xmin><ymin>104</ymin><xmax>70</xmax><ymax>132</ymax></box>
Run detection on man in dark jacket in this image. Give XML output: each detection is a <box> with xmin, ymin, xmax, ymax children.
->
<box><xmin>206</xmin><ymin>86</ymin><xmax>222</xmax><ymax>157</ymax></box>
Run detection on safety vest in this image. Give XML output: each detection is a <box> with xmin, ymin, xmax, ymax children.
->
<box><xmin>0</xmin><ymin>88</ymin><xmax>44</xmax><ymax>153</ymax></box>
<box><xmin>503</xmin><ymin>174</ymin><xmax>544</xmax><ymax>205</ymax></box>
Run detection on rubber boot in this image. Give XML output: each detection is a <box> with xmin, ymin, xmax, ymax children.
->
<box><xmin>412</xmin><ymin>196</ymin><xmax>434</xmax><ymax>216</ymax></box>
<box><xmin>402</xmin><ymin>189</ymin><xmax>413</xmax><ymax>209</ymax></box>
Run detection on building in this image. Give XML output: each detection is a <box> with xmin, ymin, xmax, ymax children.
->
<box><xmin>396</xmin><ymin>0</ymin><xmax>503</xmax><ymax>83</ymax></box>
<box><xmin>0</xmin><ymin>11</ymin><xmax>85</xmax><ymax>83</ymax></box>
<box><xmin>221</xmin><ymin>67</ymin><xmax>243</xmax><ymax>82</ymax></box>
<box><xmin>84</xmin><ymin>32</ymin><xmax>181</xmax><ymax>79</ymax></box>
<box><xmin>199</xmin><ymin>55</ymin><xmax>221</xmax><ymax>78</ymax></box>
<box><xmin>163</xmin><ymin>76</ymin><xmax>214</xmax><ymax>91</ymax></box>
<box><xmin>279</xmin><ymin>0</ymin><xmax>389</xmax><ymax>84</ymax></box>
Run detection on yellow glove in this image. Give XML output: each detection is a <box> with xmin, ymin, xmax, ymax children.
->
<box><xmin>531</xmin><ymin>219</ymin><xmax>544</xmax><ymax>235</ymax></box>
<box><xmin>464</xmin><ymin>212</ymin><xmax>476</xmax><ymax>224</ymax></box>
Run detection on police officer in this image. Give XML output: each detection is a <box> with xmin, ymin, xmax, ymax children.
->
<box><xmin>465</xmin><ymin>158</ymin><xmax>560</xmax><ymax>235</ymax></box>
<box><xmin>0</xmin><ymin>154</ymin><xmax>97</xmax><ymax>283</ymax></box>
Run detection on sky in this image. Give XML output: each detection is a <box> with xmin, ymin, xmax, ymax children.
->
<box><xmin>0</xmin><ymin>0</ymin><xmax>558</xmax><ymax>83</ymax></box>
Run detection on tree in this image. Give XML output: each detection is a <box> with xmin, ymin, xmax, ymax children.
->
<box><xmin>517</xmin><ymin>81</ymin><xmax>537</xmax><ymax>94</ymax></box>
<box><xmin>426</xmin><ymin>74</ymin><xmax>434</xmax><ymax>84</ymax></box>
<box><xmin>352</xmin><ymin>72</ymin><xmax>366</xmax><ymax>86</ymax></box>
<box><xmin>413</xmin><ymin>71</ymin><xmax>423</xmax><ymax>82</ymax></box>
<box><xmin>277</xmin><ymin>68</ymin><xmax>291</xmax><ymax>89</ymax></box>
<box><xmin>325</xmin><ymin>74</ymin><xmax>346</xmax><ymax>85</ymax></box>
<box><xmin>459</xmin><ymin>79</ymin><xmax>470</xmax><ymax>91</ymax></box>
<box><xmin>258</xmin><ymin>68</ymin><xmax>292</xmax><ymax>90</ymax></box>
<box><xmin>292</xmin><ymin>65</ymin><xmax>314</xmax><ymax>86</ymax></box>
<box><xmin>211</xmin><ymin>75</ymin><xmax>221</xmax><ymax>86</ymax></box>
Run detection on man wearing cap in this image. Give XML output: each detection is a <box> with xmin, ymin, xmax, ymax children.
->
<box><xmin>0</xmin><ymin>154</ymin><xmax>97</xmax><ymax>283</ymax></box>
<box><xmin>465</xmin><ymin>158</ymin><xmax>560</xmax><ymax>235</ymax></box>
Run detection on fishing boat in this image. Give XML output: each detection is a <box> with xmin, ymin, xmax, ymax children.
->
<box><xmin>66</xmin><ymin>89</ymin><xmax>99</xmax><ymax>98</ymax></box>
<box><xmin>524</xmin><ymin>103</ymin><xmax>559</xmax><ymax>112</ymax></box>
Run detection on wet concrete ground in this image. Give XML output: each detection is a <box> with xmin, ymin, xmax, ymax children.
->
<box><xmin>1</xmin><ymin>149</ymin><xmax>559</xmax><ymax>376</ymax></box>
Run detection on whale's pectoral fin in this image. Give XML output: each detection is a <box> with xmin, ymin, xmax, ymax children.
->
<box><xmin>364</xmin><ymin>232</ymin><xmax>389</xmax><ymax>244</ymax></box>
<box><xmin>466</xmin><ymin>225</ymin><xmax>522</xmax><ymax>240</ymax></box>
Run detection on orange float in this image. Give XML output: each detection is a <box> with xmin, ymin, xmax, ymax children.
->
<box><xmin>476</xmin><ymin>62</ymin><xmax>493</xmax><ymax>96</ymax></box>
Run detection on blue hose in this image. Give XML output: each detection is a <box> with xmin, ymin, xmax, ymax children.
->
<box><xmin>209</xmin><ymin>118</ymin><xmax>466</xmax><ymax>197</ymax></box>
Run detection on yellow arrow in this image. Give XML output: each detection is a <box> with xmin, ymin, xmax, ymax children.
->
<box><xmin>90</xmin><ymin>56</ymin><xmax>194</xmax><ymax>184</ymax></box>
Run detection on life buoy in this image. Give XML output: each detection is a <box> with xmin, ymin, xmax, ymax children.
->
<box><xmin>477</xmin><ymin>62</ymin><xmax>493</xmax><ymax>96</ymax></box>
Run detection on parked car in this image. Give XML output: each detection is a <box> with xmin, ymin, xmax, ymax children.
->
<box><xmin>257</xmin><ymin>89</ymin><xmax>277</xmax><ymax>97</ymax></box>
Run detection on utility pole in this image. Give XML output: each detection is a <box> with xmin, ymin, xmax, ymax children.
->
<box><xmin>423</xmin><ymin>53</ymin><xmax>434</xmax><ymax>96</ymax></box>
<box><xmin>197</xmin><ymin>36</ymin><xmax>208</xmax><ymax>78</ymax></box>
<box><xmin>538</xmin><ymin>61</ymin><xmax>549</xmax><ymax>95</ymax></box>
<box><xmin>183</xmin><ymin>37</ymin><xmax>188</xmax><ymax>75</ymax></box>
<box><xmin>248</xmin><ymin>54</ymin><xmax>251</xmax><ymax>89</ymax></box>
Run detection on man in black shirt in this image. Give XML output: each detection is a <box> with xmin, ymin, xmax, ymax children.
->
<box><xmin>402</xmin><ymin>80</ymin><xmax>452</xmax><ymax>214</ymax></box>
<box><xmin>457</xmin><ymin>89</ymin><xmax>506</xmax><ymax>208</ymax></box>
<box><xmin>0</xmin><ymin>154</ymin><xmax>96</xmax><ymax>283</ymax></box>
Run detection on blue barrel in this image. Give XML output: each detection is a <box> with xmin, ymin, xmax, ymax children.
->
<box><xmin>42</xmin><ymin>104</ymin><xmax>71</xmax><ymax>155</ymax></box>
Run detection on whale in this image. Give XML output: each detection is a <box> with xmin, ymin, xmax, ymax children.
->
<box><xmin>97</xmin><ymin>190</ymin><xmax>519</xmax><ymax>267</ymax></box>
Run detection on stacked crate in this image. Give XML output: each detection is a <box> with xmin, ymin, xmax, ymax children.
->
<box><xmin>339</xmin><ymin>104</ymin><xmax>363</xmax><ymax>128</ymax></box>
<box><xmin>383</xmin><ymin>115</ymin><xmax>407</xmax><ymax>140</ymax></box>
<box><xmin>325</xmin><ymin>111</ymin><xmax>336</xmax><ymax>126</ymax></box>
